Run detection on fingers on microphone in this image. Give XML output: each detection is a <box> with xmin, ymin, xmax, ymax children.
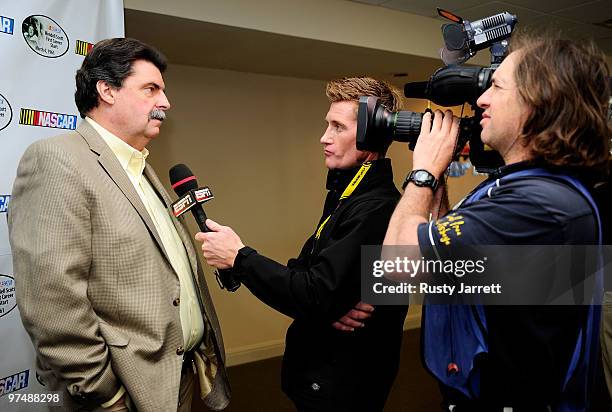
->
<box><xmin>205</xmin><ymin>218</ymin><xmax>220</xmax><ymax>229</ymax></box>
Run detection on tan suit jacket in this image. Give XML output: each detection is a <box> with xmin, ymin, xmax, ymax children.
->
<box><xmin>9</xmin><ymin>121</ymin><xmax>230</xmax><ymax>411</ymax></box>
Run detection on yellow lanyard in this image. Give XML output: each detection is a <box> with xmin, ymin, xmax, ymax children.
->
<box><xmin>314</xmin><ymin>162</ymin><xmax>372</xmax><ymax>240</ymax></box>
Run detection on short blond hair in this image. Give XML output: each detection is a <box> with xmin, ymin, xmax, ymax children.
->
<box><xmin>326</xmin><ymin>77</ymin><xmax>402</xmax><ymax>112</ymax></box>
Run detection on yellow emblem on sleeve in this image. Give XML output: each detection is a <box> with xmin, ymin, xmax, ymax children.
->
<box><xmin>436</xmin><ymin>213</ymin><xmax>465</xmax><ymax>245</ymax></box>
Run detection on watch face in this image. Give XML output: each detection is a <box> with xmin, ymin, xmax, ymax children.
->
<box><xmin>403</xmin><ymin>169</ymin><xmax>437</xmax><ymax>190</ymax></box>
<box><xmin>414</xmin><ymin>170</ymin><xmax>430</xmax><ymax>182</ymax></box>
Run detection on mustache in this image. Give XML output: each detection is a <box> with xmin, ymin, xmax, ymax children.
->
<box><xmin>149</xmin><ymin>109</ymin><xmax>166</xmax><ymax>121</ymax></box>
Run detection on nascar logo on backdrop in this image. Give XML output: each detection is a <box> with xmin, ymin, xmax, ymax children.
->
<box><xmin>75</xmin><ymin>39</ymin><xmax>94</xmax><ymax>56</ymax></box>
<box><xmin>0</xmin><ymin>274</ymin><xmax>16</xmax><ymax>319</ymax></box>
<box><xmin>0</xmin><ymin>93</ymin><xmax>13</xmax><ymax>131</ymax></box>
<box><xmin>0</xmin><ymin>369</ymin><xmax>29</xmax><ymax>397</ymax></box>
<box><xmin>0</xmin><ymin>195</ymin><xmax>9</xmax><ymax>213</ymax></box>
<box><xmin>22</xmin><ymin>15</ymin><xmax>69</xmax><ymax>58</ymax></box>
<box><xmin>19</xmin><ymin>108</ymin><xmax>77</xmax><ymax>130</ymax></box>
<box><xmin>0</xmin><ymin>15</ymin><xmax>14</xmax><ymax>35</ymax></box>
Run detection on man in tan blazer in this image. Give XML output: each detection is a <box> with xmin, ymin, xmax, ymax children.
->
<box><xmin>8</xmin><ymin>38</ymin><xmax>230</xmax><ymax>411</ymax></box>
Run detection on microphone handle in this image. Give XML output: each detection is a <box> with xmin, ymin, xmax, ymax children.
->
<box><xmin>191</xmin><ymin>205</ymin><xmax>241</xmax><ymax>292</ymax></box>
<box><xmin>192</xmin><ymin>206</ymin><xmax>210</xmax><ymax>232</ymax></box>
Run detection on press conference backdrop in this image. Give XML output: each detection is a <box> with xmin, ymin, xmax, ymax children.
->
<box><xmin>0</xmin><ymin>1</ymin><xmax>123</xmax><ymax>410</ymax></box>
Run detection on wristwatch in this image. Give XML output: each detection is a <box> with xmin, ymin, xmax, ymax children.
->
<box><xmin>234</xmin><ymin>246</ymin><xmax>257</xmax><ymax>270</ymax></box>
<box><xmin>402</xmin><ymin>169</ymin><xmax>439</xmax><ymax>191</ymax></box>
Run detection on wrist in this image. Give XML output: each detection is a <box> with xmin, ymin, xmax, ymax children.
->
<box><xmin>412</xmin><ymin>164</ymin><xmax>444</xmax><ymax>180</ymax></box>
<box><xmin>402</xmin><ymin>169</ymin><xmax>439</xmax><ymax>191</ymax></box>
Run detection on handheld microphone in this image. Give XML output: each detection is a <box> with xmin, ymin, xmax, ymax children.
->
<box><xmin>169</xmin><ymin>163</ymin><xmax>241</xmax><ymax>292</ymax></box>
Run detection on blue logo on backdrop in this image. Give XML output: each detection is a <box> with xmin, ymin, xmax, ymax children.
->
<box><xmin>0</xmin><ymin>195</ymin><xmax>9</xmax><ymax>213</ymax></box>
<box><xmin>0</xmin><ymin>16</ymin><xmax>14</xmax><ymax>35</ymax></box>
<box><xmin>0</xmin><ymin>370</ymin><xmax>30</xmax><ymax>397</ymax></box>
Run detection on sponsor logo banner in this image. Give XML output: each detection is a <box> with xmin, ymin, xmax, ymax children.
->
<box><xmin>0</xmin><ymin>94</ymin><xmax>12</xmax><ymax>131</ymax></box>
<box><xmin>0</xmin><ymin>196</ymin><xmax>9</xmax><ymax>213</ymax></box>
<box><xmin>19</xmin><ymin>108</ymin><xmax>77</xmax><ymax>130</ymax></box>
<box><xmin>0</xmin><ymin>16</ymin><xmax>14</xmax><ymax>35</ymax></box>
<box><xmin>75</xmin><ymin>39</ymin><xmax>94</xmax><ymax>56</ymax></box>
<box><xmin>0</xmin><ymin>370</ymin><xmax>29</xmax><ymax>397</ymax></box>
<box><xmin>0</xmin><ymin>274</ymin><xmax>16</xmax><ymax>318</ymax></box>
<box><xmin>22</xmin><ymin>15</ymin><xmax>69</xmax><ymax>58</ymax></box>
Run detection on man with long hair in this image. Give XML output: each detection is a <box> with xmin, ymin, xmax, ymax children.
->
<box><xmin>385</xmin><ymin>33</ymin><xmax>610</xmax><ymax>410</ymax></box>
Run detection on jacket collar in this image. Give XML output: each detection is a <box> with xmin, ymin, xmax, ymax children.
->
<box><xmin>325</xmin><ymin>158</ymin><xmax>393</xmax><ymax>193</ymax></box>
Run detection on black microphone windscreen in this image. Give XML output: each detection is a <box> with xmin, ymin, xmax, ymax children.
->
<box><xmin>169</xmin><ymin>163</ymin><xmax>198</xmax><ymax>196</ymax></box>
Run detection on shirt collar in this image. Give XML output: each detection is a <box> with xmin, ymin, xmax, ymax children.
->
<box><xmin>85</xmin><ymin>117</ymin><xmax>149</xmax><ymax>181</ymax></box>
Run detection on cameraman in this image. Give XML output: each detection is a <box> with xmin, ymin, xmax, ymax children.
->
<box><xmin>196</xmin><ymin>77</ymin><xmax>408</xmax><ymax>411</ymax></box>
<box><xmin>384</xmin><ymin>34</ymin><xmax>610</xmax><ymax>410</ymax></box>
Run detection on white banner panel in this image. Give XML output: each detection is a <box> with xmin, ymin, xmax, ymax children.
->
<box><xmin>0</xmin><ymin>1</ymin><xmax>124</xmax><ymax>410</ymax></box>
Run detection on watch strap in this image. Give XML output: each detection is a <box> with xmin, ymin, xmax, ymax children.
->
<box><xmin>402</xmin><ymin>169</ymin><xmax>439</xmax><ymax>191</ymax></box>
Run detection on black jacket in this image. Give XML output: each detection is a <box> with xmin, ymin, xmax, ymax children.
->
<box><xmin>236</xmin><ymin>159</ymin><xmax>408</xmax><ymax>411</ymax></box>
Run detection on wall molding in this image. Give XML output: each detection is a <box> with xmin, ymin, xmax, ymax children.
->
<box><xmin>226</xmin><ymin>311</ymin><xmax>421</xmax><ymax>366</ymax></box>
<box><xmin>226</xmin><ymin>338</ymin><xmax>286</xmax><ymax>367</ymax></box>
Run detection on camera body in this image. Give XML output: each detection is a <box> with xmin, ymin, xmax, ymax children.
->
<box><xmin>356</xmin><ymin>8</ymin><xmax>517</xmax><ymax>173</ymax></box>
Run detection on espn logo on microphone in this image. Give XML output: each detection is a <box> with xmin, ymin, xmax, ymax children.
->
<box><xmin>194</xmin><ymin>187</ymin><xmax>213</xmax><ymax>203</ymax></box>
<box><xmin>172</xmin><ymin>186</ymin><xmax>214</xmax><ymax>217</ymax></box>
<box><xmin>172</xmin><ymin>193</ymin><xmax>195</xmax><ymax>217</ymax></box>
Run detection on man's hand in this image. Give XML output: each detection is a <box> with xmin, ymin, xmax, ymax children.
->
<box><xmin>332</xmin><ymin>302</ymin><xmax>374</xmax><ymax>332</ymax></box>
<box><xmin>195</xmin><ymin>219</ymin><xmax>245</xmax><ymax>269</ymax></box>
<box><xmin>383</xmin><ymin>110</ymin><xmax>458</xmax><ymax>249</ymax></box>
<box><xmin>412</xmin><ymin>109</ymin><xmax>460</xmax><ymax>179</ymax></box>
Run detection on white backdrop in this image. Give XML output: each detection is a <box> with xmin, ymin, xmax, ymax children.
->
<box><xmin>0</xmin><ymin>1</ymin><xmax>124</xmax><ymax>410</ymax></box>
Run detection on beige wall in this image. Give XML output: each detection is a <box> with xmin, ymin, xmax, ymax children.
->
<box><xmin>124</xmin><ymin>0</ymin><xmax>489</xmax><ymax>65</ymax></box>
<box><xmin>147</xmin><ymin>63</ymin><xmax>484</xmax><ymax>365</ymax></box>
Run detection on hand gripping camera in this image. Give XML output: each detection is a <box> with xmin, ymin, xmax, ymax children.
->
<box><xmin>356</xmin><ymin>8</ymin><xmax>517</xmax><ymax>173</ymax></box>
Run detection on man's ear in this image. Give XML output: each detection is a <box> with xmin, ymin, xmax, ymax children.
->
<box><xmin>362</xmin><ymin>150</ymin><xmax>380</xmax><ymax>162</ymax></box>
<box><xmin>96</xmin><ymin>80</ymin><xmax>116</xmax><ymax>105</ymax></box>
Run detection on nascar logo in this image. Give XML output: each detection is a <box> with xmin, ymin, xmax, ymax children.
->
<box><xmin>75</xmin><ymin>39</ymin><xmax>93</xmax><ymax>56</ymax></box>
<box><xmin>0</xmin><ymin>370</ymin><xmax>29</xmax><ymax>397</ymax></box>
<box><xmin>0</xmin><ymin>16</ymin><xmax>14</xmax><ymax>35</ymax></box>
<box><xmin>19</xmin><ymin>108</ymin><xmax>77</xmax><ymax>130</ymax></box>
<box><xmin>0</xmin><ymin>195</ymin><xmax>9</xmax><ymax>213</ymax></box>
